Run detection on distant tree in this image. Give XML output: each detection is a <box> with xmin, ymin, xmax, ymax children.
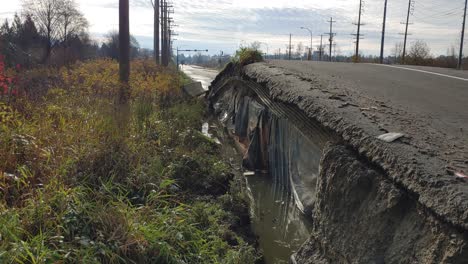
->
<box><xmin>58</xmin><ymin>0</ymin><xmax>88</xmax><ymax>44</ymax></box>
<box><xmin>0</xmin><ymin>15</ymin><xmax>43</xmax><ymax>67</ymax></box>
<box><xmin>11</xmin><ymin>14</ymin><xmax>22</xmax><ymax>36</ymax></box>
<box><xmin>250</xmin><ymin>41</ymin><xmax>262</xmax><ymax>51</ymax></box>
<box><xmin>295</xmin><ymin>42</ymin><xmax>304</xmax><ymax>59</ymax></box>
<box><xmin>58</xmin><ymin>0</ymin><xmax>88</xmax><ymax>64</ymax></box>
<box><xmin>407</xmin><ymin>40</ymin><xmax>431</xmax><ymax>65</ymax></box>
<box><xmin>22</xmin><ymin>0</ymin><xmax>62</xmax><ymax>62</ymax></box>
<box><xmin>0</xmin><ymin>20</ymin><xmax>11</xmax><ymax>36</ymax></box>
<box><xmin>391</xmin><ymin>42</ymin><xmax>403</xmax><ymax>63</ymax></box>
<box><xmin>18</xmin><ymin>14</ymin><xmax>41</xmax><ymax>49</ymax></box>
<box><xmin>0</xmin><ymin>20</ymin><xmax>13</xmax><ymax>65</ymax></box>
<box><xmin>102</xmin><ymin>31</ymin><xmax>140</xmax><ymax>60</ymax></box>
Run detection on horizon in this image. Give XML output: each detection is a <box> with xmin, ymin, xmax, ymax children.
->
<box><xmin>1</xmin><ymin>0</ymin><xmax>466</xmax><ymax>57</ymax></box>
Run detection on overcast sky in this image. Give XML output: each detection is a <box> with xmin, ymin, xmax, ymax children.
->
<box><xmin>1</xmin><ymin>0</ymin><xmax>466</xmax><ymax>56</ymax></box>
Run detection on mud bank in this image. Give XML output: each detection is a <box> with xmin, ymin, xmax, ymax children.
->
<box><xmin>207</xmin><ymin>62</ymin><xmax>468</xmax><ymax>263</ymax></box>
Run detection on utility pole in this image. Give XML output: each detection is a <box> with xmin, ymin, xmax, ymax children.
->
<box><xmin>161</xmin><ymin>0</ymin><xmax>170</xmax><ymax>66</ymax></box>
<box><xmin>325</xmin><ymin>17</ymin><xmax>336</xmax><ymax>62</ymax></box>
<box><xmin>319</xmin><ymin>35</ymin><xmax>323</xmax><ymax>61</ymax></box>
<box><xmin>300</xmin><ymin>27</ymin><xmax>313</xmax><ymax>60</ymax></box>
<box><xmin>160</xmin><ymin>0</ymin><xmax>166</xmax><ymax>66</ymax></box>
<box><xmin>458</xmin><ymin>0</ymin><xmax>467</xmax><ymax>69</ymax></box>
<box><xmin>119</xmin><ymin>0</ymin><xmax>129</xmax><ymax>85</ymax></box>
<box><xmin>151</xmin><ymin>0</ymin><xmax>160</xmax><ymax>64</ymax></box>
<box><xmin>352</xmin><ymin>0</ymin><xmax>365</xmax><ymax>62</ymax></box>
<box><xmin>401</xmin><ymin>0</ymin><xmax>414</xmax><ymax>64</ymax></box>
<box><xmin>168</xmin><ymin>5</ymin><xmax>176</xmax><ymax>63</ymax></box>
<box><xmin>380</xmin><ymin>0</ymin><xmax>388</xmax><ymax>64</ymax></box>
<box><xmin>164</xmin><ymin>0</ymin><xmax>169</xmax><ymax>66</ymax></box>
<box><xmin>289</xmin><ymin>34</ymin><xmax>292</xmax><ymax>60</ymax></box>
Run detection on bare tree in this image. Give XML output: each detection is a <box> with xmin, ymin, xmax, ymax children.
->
<box><xmin>250</xmin><ymin>41</ymin><xmax>262</xmax><ymax>51</ymax></box>
<box><xmin>22</xmin><ymin>0</ymin><xmax>61</xmax><ymax>62</ymax></box>
<box><xmin>392</xmin><ymin>42</ymin><xmax>403</xmax><ymax>63</ymax></box>
<box><xmin>58</xmin><ymin>0</ymin><xmax>88</xmax><ymax>64</ymax></box>
<box><xmin>58</xmin><ymin>0</ymin><xmax>87</xmax><ymax>44</ymax></box>
<box><xmin>295</xmin><ymin>42</ymin><xmax>304</xmax><ymax>59</ymax></box>
<box><xmin>408</xmin><ymin>40</ymin><xmax>431</xmax><ymax>65</ymax></box>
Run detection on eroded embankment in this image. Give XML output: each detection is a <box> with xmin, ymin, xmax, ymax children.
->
<box><xmin>207</xmin><ymin>62</ymin><xmax>468</xmax><ymax>263</ymax></box>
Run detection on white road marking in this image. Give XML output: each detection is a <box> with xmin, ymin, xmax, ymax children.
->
<box><xmin>372</xmin><ymin>64</ymin><xmax>468</xmax><ymax>82</ymax></box>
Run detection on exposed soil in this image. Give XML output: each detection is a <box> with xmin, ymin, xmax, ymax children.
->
<box><xmin>208</xmin><ymin>62</ymin><xmax>468</xmax><ymax>263</ymax></box>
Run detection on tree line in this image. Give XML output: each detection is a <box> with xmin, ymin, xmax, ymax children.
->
<box><xmin>276</xmin><ymin>39</ymin><xmax>466</xmax><ymax>68</ymax></box>
<box><xmin>0</xmin><ymin>0</ymin><xmax>143</xmax><ymax>68</ymax></box>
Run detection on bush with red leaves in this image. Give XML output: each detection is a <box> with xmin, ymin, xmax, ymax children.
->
<box><xmin>0</xmin><ymin>54</ymin><xmax>20</xmax><ymax>98</ymax></box>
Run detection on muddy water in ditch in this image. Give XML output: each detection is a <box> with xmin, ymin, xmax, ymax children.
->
<box><xmin>203</xmin><ymin>120</ymin><xmax>312</xmax><ymax>264</ymax></box>
<box><xmin>190</xmin><ymin>67</ymin><xmax>313</xmax><ymax>264</ymax></box>
<box><xmin>246</xmin><ymin>174</ymin><xmax>312</xmax><ymax>264</ymax></box>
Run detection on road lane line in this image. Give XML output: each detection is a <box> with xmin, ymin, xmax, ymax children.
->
<box><xmin>371</xmin><ymin>64</ymin><xmax>468</xmax><ymax>82</ymax></box>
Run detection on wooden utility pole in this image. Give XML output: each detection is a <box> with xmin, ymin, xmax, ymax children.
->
<box><xmin>152</xmin><ymin>0</ymin><xmax>160</xmax><ymax>64</ymax></box>
<box><xmin>380</xmin><ymin>0</ymin><xmax>388</xmax><ymax>64</ymax></box>
<box><xmin>458</xmin><ymin>0</ymin><xmax>467</xmax><ymax>69</ymax></box>
<box><xmin>353</xmin><ymin>0</ymin><xmax>365</xmax><ymax>62</ymax></box>
<box><xmin>161</xmin><ymin>0</ymin><xmax>167</xmax><ymax>66</ymax></box>
<box><xmin>119</xmin><ymin>0</ymin><xmax>130</xmax><ymax>85</ymax></box>
<box><xmin>401</xmin><ymin>0</ymin><xmax>414</xmax><ymax>64</ymax></box>
<box><xmin>319</xmin><ymin>34</ymin><xmax>323</xmax><ymax>61</ymax></box>
<box><xmin>288</xmin><ymin>34</ymin><xmax>292</xmax><ymax>60</ymax></box>
<box><xmin>326</xmin><ymin>17</ymin><xmax>336</xmax><ymax>62</ymax></box>
<box><xmin>163</xmin><ymin>0</ymin><xmax>171</xmax><ymax>66</ymax></box>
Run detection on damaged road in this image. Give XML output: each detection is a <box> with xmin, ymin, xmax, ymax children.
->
<box><xmin>207</xmin><ymin>61</ymin><xmax>468</xmax><ymax>263</ymax></box>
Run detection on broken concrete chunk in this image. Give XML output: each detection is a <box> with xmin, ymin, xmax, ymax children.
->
<box><xmin>183</xmin><ymin>82</ymin><xmax>206</xmax><ymax>97</ymax></box>
<box><xmin>377</xmin><ymin>132</ymin><xmax>405</xmax><ymax>143</ymax></box>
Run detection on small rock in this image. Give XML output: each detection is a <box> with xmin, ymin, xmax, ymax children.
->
<box><xmin>243</xmin><ymin>171</ymin><xmax>255</xmax><ymax>176</ymax></box>
<box><xmin>377</xmin><ymin>132</ymin><xmax>405</xmax><ymax>143</ymax></box>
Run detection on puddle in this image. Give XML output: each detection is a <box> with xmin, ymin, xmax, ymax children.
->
<box><xmin>246</xmin><ymin>174</ymin><xmax>312</xmax><ymax>264</ymax></box>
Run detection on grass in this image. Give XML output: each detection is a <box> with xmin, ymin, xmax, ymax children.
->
<box><xmin>0</xmin><ymin>59</ymin><xmax>259</xmax><ymax>263</ymax></box>
<box><xmin>232</xmin><ymin>47</ymin><xmax>263</xmax><ymax>66</ymax></box>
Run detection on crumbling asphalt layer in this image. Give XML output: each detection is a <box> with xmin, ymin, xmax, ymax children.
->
<box><xmin>238</xmin><ymin>62</ymin><xmax>468</xmax><ymax>232</ymax></box>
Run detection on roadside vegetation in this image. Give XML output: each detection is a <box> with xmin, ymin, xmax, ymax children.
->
<box><xmin>0</xmin><ymin>58</ymin><xmax>258</xmax><ymax>263</ymax></box>
<box><xmin>232</xmin><ymin>45</ymin><xmax>264</xmax><ymax>66</ymax></box>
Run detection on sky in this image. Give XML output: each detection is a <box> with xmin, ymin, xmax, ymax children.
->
<box><xmin>1</xmin><ymin>0</ymin><xmax>467</xmax><ymax>56</ymax></box>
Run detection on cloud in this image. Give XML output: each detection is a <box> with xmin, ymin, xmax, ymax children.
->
<box><xmin>1</xmin><ymin>0</ymin><xmax>466</xmax><ymax>56</ymax></box>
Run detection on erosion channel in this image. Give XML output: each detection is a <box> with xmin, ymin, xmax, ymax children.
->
<box><xmin>183</xmin><ymin>62</ymin><xmax>468</xmax><ymax>264</ymax></box>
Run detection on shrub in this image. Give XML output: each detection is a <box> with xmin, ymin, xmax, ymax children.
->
<box><xmin>233</xmin><ymin>47</ymin><xmax>263</xmax><ymax>66</ymax></box>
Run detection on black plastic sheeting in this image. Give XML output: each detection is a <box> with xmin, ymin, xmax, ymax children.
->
<box><xmin>213</xmin><ymin>86</ymin><xmax>322</xmax><ymax>213</ymax></box>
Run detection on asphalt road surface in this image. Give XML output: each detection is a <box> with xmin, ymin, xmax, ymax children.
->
<box><xmin>180</xmin><ymin>64</ymin><xmax>219</xmax><ymax>90</ymax></box>
<box><xmin>269</xmin><ymin>60</ymin><xmax>468</xmax><ymax>136</ymax></box>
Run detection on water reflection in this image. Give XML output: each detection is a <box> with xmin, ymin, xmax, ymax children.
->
<box><xmin>246</xmin><ymin>174</ymin><xmax>312</xmax><ymax>264</ymax></box>
<box><xmin>180</xmin><ymin>65</ymin><xmax>219</xmax><ymax>90</ymax></box>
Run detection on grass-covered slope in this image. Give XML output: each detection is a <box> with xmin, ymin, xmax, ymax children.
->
<box><xmin>0</xmin><ymin>59</ymin><xmax>258</xmax><ymax>263</ymax></box>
